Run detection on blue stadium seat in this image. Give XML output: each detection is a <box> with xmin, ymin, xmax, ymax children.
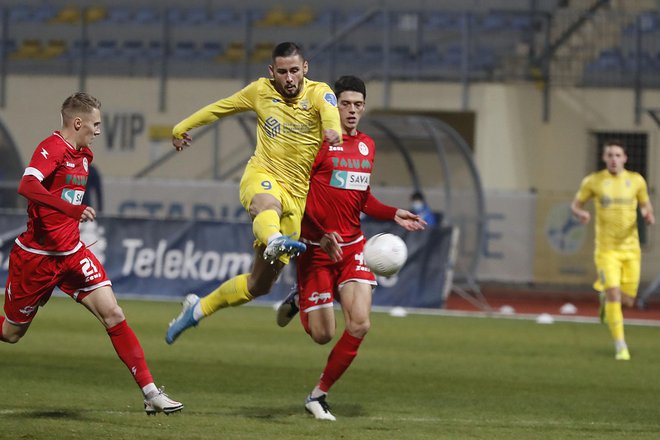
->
<box><xmin>105</xmin><ymin>7</ymin><xmax>132</xmax><ymax>24</ymax></box>
<box><xmin>199</xmin><ymin>41</ymin><xmax>223</xmax><ymax>59</ymax></box>
<box><xmin>94</xmin><ymin>40</ymin><xmax>118</xmax><ymax>58</ymax></box>
<box><xmin>209</xmin><ymin>8</ymin><xmax>237</xmax><ymax>25</ymax></box>
<box><xmin>134</xmin><ymin>7</ymin><xmax>160</xmax><ymax>24</ymax></box>
<box><xmin>144</xmin><ymin>41</ymin><xmax>163</xmax><ymax>60</ymax></box>
<box><xmin>121</xmin><ymin>40</ymin><xmax>145</xmax><ymax>59</ymax></box>
<box><xmin>8</xmin><ymin>5</ymin><xmax>32</xmax><ymax>22</ymax></box>
<box><xmin>172</xmin><ymin>41</ymin><xmax>197</xmax><ymax>59</ymax></box>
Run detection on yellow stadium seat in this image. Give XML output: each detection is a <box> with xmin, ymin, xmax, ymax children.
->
<box><xmin>255</xmin><ymin>5</ymin><xmax>287</xmax><ymax>27</ymax></box>
<box><xmin>50</xmin><ymin>5</ymin><xmax>81</xmax><ymax>24</ymax></box>
<box><xmin>251</xmin><ymin>42</ymin><xmax>275</xmax><ymax>62</ymax></box>
<box><xmin>84</xmin><ymin>6</ymin><xmax>107</xmax><ymax>23</ymax></box>
<box><xmin>42</xmin><ymin>40</ymin><xmax>67</xmax><ymax>59</ymax></box>
<box><xmin>216</xmin><ymin>42</ymin><xmax>245</xmax><ymax>63</ymax></box>
<box><xmin>289</xmin><ymin>6</ymin><xmax>315</xmax><ymax>27</ymax></box>
<box><xmin>10</xmin><ymin>39</ymin><xmax>43</xmax><ymax>59</ymax></box>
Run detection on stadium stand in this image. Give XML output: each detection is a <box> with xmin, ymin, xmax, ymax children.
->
<box><xmin>0</xmin><ymin>1</ymin><xmax>657</xmax><ymax>88</ymax></box>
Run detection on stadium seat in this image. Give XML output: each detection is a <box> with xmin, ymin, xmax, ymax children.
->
<box><xmin>32</xmin><ymin>4</ymin><xmax>57</xmax><ymax>23</ymax></box>
<box><xmin>10</xmin><ymin>39</ymin><xmax>43</xmax><ymax>60</ymax></box>
<box><xmin>94</xmin><ymin>40</ymin><xmax>119</xmax><ymax>58</ymax></box>
<box><xmin>84</xmin><ymin>6</ymin><xmax>107</xmax><ymax>23</ymax></box>
<box><xmin>183</xmin><ymin>8</ymin><xmax>209</xmax><ymax>25</ymax></box>
<box><xmin>217</xmin><ymin>41</ymin><xmax>245</xmax><ymax>62</ymax></box>
<box><xmin>199</xmin><ymin>41</ymin><xmax>223</xmax><ymax>59</ymax></box>
<box><xmin>209</xmin><ymin>8</ymin><xmax>237</xmax><ymax>25</ymax></box>
<box><xmin>121</xmin><ymin>40</ymin><xmax>146</xmax><ymax>59</ymax></box>
<box><xmin>254</xmin><ymin>6</ymin><xmax>287</xmax><ymax>27</ymax></box>
<box><xmin>42</xmin><ymin>40</ymin><xmax>68</xmax><ymax>59</ymax></box>
<box><xmin>134</xmin><ymin>7</ymin><xmax>160</xmax><ymax>24</ymax></box>
<box><xmin>105</xmin><ymin>7</ymin><xmax>132</xmax><ymax>24</ymax></box>
<box><xmin>289</xmin><ymin>5</ymin><xmax>315</xmax><ymax>27</ymax></box>
<box><xmin>144</xmin><ymin>41</ymin><xmax>164</xmax><ymax>60</ymax></box>
<box><xmin>50</xmin><ymin>5</ymin><xmax>81</xmax><ymax>24</ymax></box>
<box><xmin>8</xmin><ymin>5</ymin><xmax>32</xmax><ymax>23</ymax></box>
<box><xmin>251</xmin><ymin>42</ymin><xmax>275</xmax><ymax>61</ymax></box>
<box><xmin>172</xmin><ymin>41</ymin><xmax>197</xmax><ymax>60</ymax></box>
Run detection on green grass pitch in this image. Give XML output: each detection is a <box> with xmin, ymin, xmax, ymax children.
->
<box><xmin>2</xmin><ymin>296</ymin><xmax>660</xmax><ymax>439</ymax></box>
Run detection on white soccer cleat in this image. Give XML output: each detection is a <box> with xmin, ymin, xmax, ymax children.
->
<box><xmin>144</xmin><ymin>388</ymin><xmax>184</xmax><ymax>415</ymax></box>
<box><xmin>304</xmin><ymin>394</ymin><xmax>336</xmax><ymax>421</ymax></box>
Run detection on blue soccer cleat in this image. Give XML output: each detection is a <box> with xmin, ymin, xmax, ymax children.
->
<box><xmin>165</xmin><ymin>294</ymin><xmax>200</xmax><ymax>344</ymax></box>
<box><xmin>263</xmin><ymin>236</ymin><xmax>307</xmax><ymax>263</ymax></box>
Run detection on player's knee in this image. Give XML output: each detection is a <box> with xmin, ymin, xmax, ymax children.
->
<box><xmin>1</xmin><ymin>333</ymin><xmax>22</xmax><ymax>344</ymax></box>
<box><xmin>347</xmin><ymin>319</ymin><xmax>370</xmax><ymax>338</ymax></box>
<box><xmin>102</xmin><ymin>305</ymin><xmax>126</xmax><ymax>328</ymax></box>
<box><xmin>310</xmin><ymin>328</ymin><xmax>334</xmax><ymax>345</ymax></box>
<box><xmin>247</xmin><ymin>276</ymin><xmax>277</xmax><ymax>297</ymax></box>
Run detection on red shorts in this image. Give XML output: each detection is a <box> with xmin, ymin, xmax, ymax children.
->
<box><xmin>296</xmin><ymin>238</ymin><xmax>376</xmax><ymax>319</ymax></box>
<box><xmin>4</xmin><ymin>243</ymin><xmax>111</xmax><ymax>325</ymax></box>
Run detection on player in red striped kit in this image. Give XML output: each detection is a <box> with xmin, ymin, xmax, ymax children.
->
<box><xmin>0</xmin><ymin>92</ymin><xmax>183</xmax><ymax>415</ymax></box>
<box><xmin>276</xmin><ymin>76</ymin><xmax>426</xmax><ymax>420</ymax></box>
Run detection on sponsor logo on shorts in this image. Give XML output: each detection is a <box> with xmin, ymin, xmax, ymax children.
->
<box><xmin>19</xmin><ymin>305</ymin><xmax>37</xmax><ymax>316</ymax></box>
<box><xmin>309</xmin><ymin>291</ymin><xmax>332</xmax><ymax>304</ymax></box>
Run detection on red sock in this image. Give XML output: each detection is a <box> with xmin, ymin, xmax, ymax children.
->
<box><xmin>106</xmin><ymin>320</ymin><xmax>154</xmax><ymax>388</ymax></box>
<box><xmin>318</xmin><ymin>330</ymin><xmax>364</xmax><ymax>393</ymax></box>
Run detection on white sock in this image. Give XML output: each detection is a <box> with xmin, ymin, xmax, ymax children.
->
<box><xmin>615</xmin><ymin>340</ymin><xmax>627</xmax><ymax>352</ymax></box>
<box><xmin>192</xmin><ymin>302</ymin><xmax>205</xmax><ymax>321</ymax></box>
<box><xmin>142</xmin><ymin>383</ymin><xmax>158</xmax><ymax>398</ymax></box>
<box><xmin>310</xmin><ymin>385</ymin><xmax>326</xmax><ymax>399</ymax></box>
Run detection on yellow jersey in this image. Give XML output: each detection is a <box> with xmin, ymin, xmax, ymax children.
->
<box><xmin>575</xmin><ymin>169</ymin><xmax>650</xmax><ymax>251</ymax></box>
<box><xmin>173</xmin><ymin>77</ymin><xmax>341</xmax><ymax>198</ymax></box>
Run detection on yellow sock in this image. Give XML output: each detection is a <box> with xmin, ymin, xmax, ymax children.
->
<box><xmin>199</xmin><ymin>274</ymin><xmax>252</xmax><ymax>316</ymax></box>
<box><xmin>253</xmin><ymin>210</ymin><xmax>281</xmax><ymax>246</ymax></box>
<box><xmin>605</xmin><ymin>301</ymin><xmax>625</xmax><ymax>343</ymax></box>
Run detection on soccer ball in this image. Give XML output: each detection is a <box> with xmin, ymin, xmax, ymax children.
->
<box><xmin>363</xmin><ymin>233</ymin><xmax>408</xmax><ymax>277</ymax></box>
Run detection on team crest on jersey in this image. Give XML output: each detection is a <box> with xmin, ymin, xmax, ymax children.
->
<box><xmin>358</xmin><ymin>142</ymin><xmax>369</xmax><ymax>156</ymax></box>
<box><xmin>300</xmin><ymin>100</ymin><xmax>309</xmax><ymax>110</ymax></box>
<box><xmin>324</xmin><ymin>93</ymin><xmax>337</xmax><ymax>107</ymax></box>
<box><xmin>83</xmin><ymin>157</ymin><xmax>88</xmax><ymax>172</ymax></box>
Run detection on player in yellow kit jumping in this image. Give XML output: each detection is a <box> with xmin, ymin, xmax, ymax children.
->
<box><xmin>166</xmin><ymin>42</ymin><xmax>341</xmax><ymax>344</ymax></box>
<box><xmin>571</xmin><ymin>139</ymin><xmax>655</xmax><ymax>360</ymax></box>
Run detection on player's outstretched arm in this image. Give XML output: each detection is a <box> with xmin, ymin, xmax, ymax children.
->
<box><xmin>394</xmin><ymin>209</ymin><xmax>426</xmax><ymax>231</ymax></box>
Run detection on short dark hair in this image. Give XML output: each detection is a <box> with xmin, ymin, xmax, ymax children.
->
<box><xmin>411</xmin><ymin>191</ymin><xmax>425</xmax><ymax>201</ymax></box>
<box><xmin>61</xmin><ymin>92</ymin><xmax>101</xmax><ymax>121</ymax></box>
<box><xmin>604</xmin><ymin>138</ymin><xmax>626</xmax><ymax>154</ymax></box>
<box><xmin>334</xmin><ymin>75</ymin><xmax>366</xmax><ymax>99</ymax></box>
<box><xmin>272</xmin><ymin>42</ymin><xmax>304</xmax><ymax>61</ymax></box>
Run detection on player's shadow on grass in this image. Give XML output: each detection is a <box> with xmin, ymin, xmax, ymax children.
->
<box><xmin>17</xmin><ymin>410</ymin><xmax>85</xmax><ymax>420</ymax></box>
<box><xmin>230</xmin><ymin>403</ymin><xmax>367</xmax><ymax>419</ymax></box>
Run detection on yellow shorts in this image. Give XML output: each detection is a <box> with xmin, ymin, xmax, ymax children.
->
<box><xmin>239</xmin><ymin>162</ymin><xmax>307</xmax><ymax>258</ymax></box>
<box><xmin>593</xmin><ymin>248</ymin><xmax>641</xmax><ymax>297</ymax></box>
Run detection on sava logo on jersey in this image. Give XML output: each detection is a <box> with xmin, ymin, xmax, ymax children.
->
<box><xmin>330</xmin><ymin>170</ymin><xmax>370</xmax><ymax>191</ymax></box>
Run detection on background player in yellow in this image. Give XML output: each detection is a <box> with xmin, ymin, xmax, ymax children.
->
<box><xmin>166</xmin><ymin>42</ymin><xmax>341</xmax><ymax>344</ymax></box>
<box><xmin>571</xmin><ymin>139</ymin><xmax>655</xmax><ymax>360</ymax></box>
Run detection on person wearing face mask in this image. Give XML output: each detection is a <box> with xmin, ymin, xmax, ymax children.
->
<box><xmin>410</xmin><ymin>191</ymin><xmax>437</xmax><ymax>227</ymax></box>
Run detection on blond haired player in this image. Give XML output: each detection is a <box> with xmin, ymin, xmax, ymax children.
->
<box><xmin>571</xmin><ymin>139</ymin><xmax>655</xmax><ymax>360</ymax></box>
<box><xmin>166</xmin><ymin>42</ymin><xmax>341</xmax><ymax>344</ymax></box>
